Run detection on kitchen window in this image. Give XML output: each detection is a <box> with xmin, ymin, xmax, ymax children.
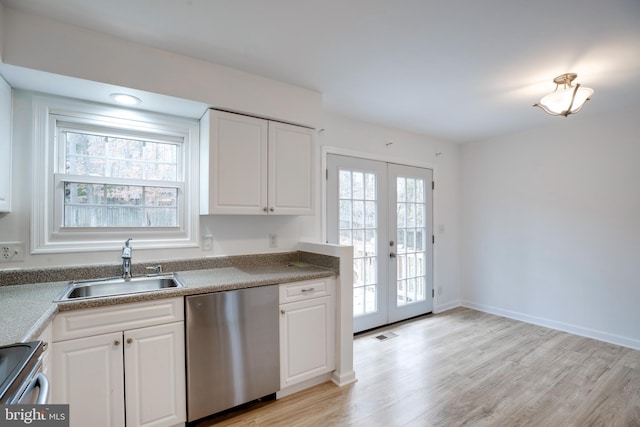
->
<box><xmin>59</xmin><ymin>126</ymin><xmax>181</xmax><ymax>228</ymax></box>
<box><xmin>32</xmin><ymin>95</ymin><xmax>199</xmax><ymax>253</ymax></box>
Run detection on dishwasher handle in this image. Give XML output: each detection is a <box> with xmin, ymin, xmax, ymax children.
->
<box><xmin>20</xmin><ymin>373</ymin><xmax>50</xmax><ymax>404</ymax></box>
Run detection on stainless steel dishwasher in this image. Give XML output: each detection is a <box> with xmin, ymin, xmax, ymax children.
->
<box><xmin>185</xmin><ymin>285</ymin><xmax>279</xmax><ymax>422</ymax></box>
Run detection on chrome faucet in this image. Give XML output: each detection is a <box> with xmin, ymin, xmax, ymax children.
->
<box><xmin>145</xmin><ymin>265</ymin><xmax>163</xmax><ymax>275</ymax></box>
<box><xmin>122</xmin><ymin>238</ymin><xmax>133</xmax><ymax>279</ymax></box>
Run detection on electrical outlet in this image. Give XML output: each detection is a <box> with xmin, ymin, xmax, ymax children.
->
<box><xmin>269</xmin><ymin>234</ymin><xmax>278</xmax><ymax>248</ymax></box>
<box><xmin>0</xmin><ymin>242</ymin><xmax>25</xmax><ymax>262</ymax></box>
<box><xmin>203</xmin><ymin>235</ymin><xmax>213</xmax><ymax>251</ymax></box>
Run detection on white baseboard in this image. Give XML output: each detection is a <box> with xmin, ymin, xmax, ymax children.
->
<box><xmin>276</xmin><ymin>370</ymin><xmax>357</xmax><ymax>400</ymax></box>
<box><xmin>331</xmin><ymin>370</ymin><xmax>357</xmax><ymax>387</ymax></box>
<box><xmin>276</xmin><ymin>373</ymin><xmax>333</xmax><ymax>399</ymax></box>
<box><xmin>433</xmin><ymin>299</ymin><xmax>461</xmax><ymax>314</ymax></box>
<box><xmin>462</xmin><ymin>300</ymin><xmax>640</xmax><ymax>351</ymax></box>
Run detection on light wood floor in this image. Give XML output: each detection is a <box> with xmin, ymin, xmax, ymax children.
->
<box><xmin>195</xmin><ymin>307</ymin><xmax>640</xmax><ymax>426</ymax></box>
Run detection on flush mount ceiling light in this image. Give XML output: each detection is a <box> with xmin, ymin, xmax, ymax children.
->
<box><xmin>534</xmin><ymin>73</ymin><xmax>593</xmax><ymax>117</ymax></box>
<box><xmin>110</xmin><ymin>93</ymin><xmax>141</xmax><ymax>106</ymax></box>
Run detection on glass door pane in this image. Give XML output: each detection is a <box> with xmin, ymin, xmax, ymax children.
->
<box><xmin>339</xmin><ymin>170</ymin><xmax>379</xmax><ymax>316</ymax></box>
<box><xmin>327</xmin><ymin>155</ymin><xmax>388</xmax><ymax>332</ymax></box>
<box><xmin>388</xmin><ymin>164</ymin><xmax>433</xmax><ymax>323</ymax></box>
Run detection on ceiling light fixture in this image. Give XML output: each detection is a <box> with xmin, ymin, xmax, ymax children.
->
<box><xmin>534</xmin><ymin>73</ymin><xmax>593</xmax><ymax>117</ymax></box>
<box><xmin>110</xmin><ymin>93</ymin><xmax>141</xmax><ymax>106</ymax></box>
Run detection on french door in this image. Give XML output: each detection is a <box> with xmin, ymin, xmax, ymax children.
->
<box><xmin>327</xmin><ymin>155</ymin><xmax>433</xmax><ymax>333</ymax></box>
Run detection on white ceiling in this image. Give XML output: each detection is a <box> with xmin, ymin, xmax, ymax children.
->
<box><xmin>2</xmin><ymin>0</ymin><xmax>640</xmax><ymax>143</ymax></box>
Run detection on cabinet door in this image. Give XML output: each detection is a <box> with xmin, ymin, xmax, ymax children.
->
<box><xmin>268</xmin><ymin>121</ymin><xmax>314</xmax><ymax>215</ymax></box>
<box><xmin>124</xmin><ymin>322</ymin><xmax>186</xmax><ymax>427</ymax></box>
<box><xmin>51</xmin><ymin>332</ymin><xmax>125</xmax><ymax>427</ymax></box>
<box><xmin>201</xmin><ymin>109</ymin><xmax>268</xmax><ymax>214</ymax></box>
<box><xmin>0</xmin><ymin>75</ymin><xmax>11</xmax><ymax>212</ymax></box>
<box><xmin>280</xmin><ymin>295</ymin><xmax>335</xmax><ymax>388</ymax></box>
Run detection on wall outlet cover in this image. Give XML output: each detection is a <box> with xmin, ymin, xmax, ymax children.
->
<box><xmin>203</xmin><ymin>235</ymin><xmax>213</xmax><ymax>251</ymax></box>
<box><xmin>0</xmin><ymin>242</ymin><xmax>25</xmax><ymax>262</ymax></box>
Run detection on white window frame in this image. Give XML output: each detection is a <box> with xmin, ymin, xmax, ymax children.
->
<box><xmin>31</xmin><ymin>95</ymin><xmax>200</xmax><ymax>253</ymax></box>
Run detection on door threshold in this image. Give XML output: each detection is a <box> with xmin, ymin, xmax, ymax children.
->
<box><xmin>354</xmin><ymin>311</ymin><xmax>433</xmax><ymax>337</ymax></box>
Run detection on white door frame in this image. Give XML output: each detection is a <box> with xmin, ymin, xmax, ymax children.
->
<box><xmin>322</xmin><ymin>146</ymin><xmax>440</xmax><ymax>324</ymax></box>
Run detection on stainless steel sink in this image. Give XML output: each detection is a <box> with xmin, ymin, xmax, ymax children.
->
<box><xmin>55</xmin><ymin>273</ymin><xmax>185</xmax><ymax>301</ymax></box>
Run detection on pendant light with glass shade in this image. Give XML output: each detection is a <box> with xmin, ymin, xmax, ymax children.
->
<box><xmin>534</xmin><ymin>73</ymin><xmax>593</xmax><ymax>117</ymax></box>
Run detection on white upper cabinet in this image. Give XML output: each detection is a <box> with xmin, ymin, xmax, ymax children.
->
<box><xmin>200</xmin><ymin>109</ymin><xmax>314</xmax><ymax>215</ymax></box>
<box><xmin>200</xmin><ymin>110</ymin><xmax>268</xmax><ymax>215</ymax></box>
<box><xmin>0</xmin><ymin>75</ymin><xmax>12</xmax><ymax>213</ymax></box>
<box><xmin>268</xmin><ymin>121</ymin><xmax>314</xmax><ymax>215</ymax></box>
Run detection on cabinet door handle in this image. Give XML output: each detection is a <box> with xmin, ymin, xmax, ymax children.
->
<box><xmin>126</xmin><ymin>338</ymin><xmax>133</xmax><ymax>344</ymax></box>
<box><xmin>269</xmin><ymin>207</ymin><xmax>275</xmax><ymax>212</ymax></box>
<box><xmin>280</xmin><ymin>309</ymin><xmax>286</xmax><ymax>315</ymax></box>
<box><xmin>300</xmin><ymin>288</ymin><xmax>315</xmax><ymax>293</ymax></box>
<box><xmin>263</xmin><ymin>207</ymin><xmax>268</xmax><ymax>212</ymax></box>
<box><xmin>114</xmin><ymin>340</ymin><xmax>121</xmax><ymax>346</ymax></box>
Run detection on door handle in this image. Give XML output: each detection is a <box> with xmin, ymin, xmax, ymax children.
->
<box><xmin>19</xmin><ymin>373</ymin><xmax>50</xmax><ymax>404</ymax></box>
<box><xmin>389</xmin><ymin>252</ymin><xmax>396</xmax><ymax>258</ymax></box>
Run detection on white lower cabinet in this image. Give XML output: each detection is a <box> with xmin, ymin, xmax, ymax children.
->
<box><xmin>51</xmin><ymin>298</ymin><xmax>185</xmax><ymax>427</ymax></box>
<box><xmin>52</xmin><ymin>332</ymin><xmax>126</xmax><ymax>427</ymax></box>
<box><xmin>124</xmin><ymin>322</ymin><xmax>185</xmax><ymax>427</ymax></box>
<box><xmin>279</xmin><ymin>279</ymin><xmax>335</xmax><ymax>389</ymax></box>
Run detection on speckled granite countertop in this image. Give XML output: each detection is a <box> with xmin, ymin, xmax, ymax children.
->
<box><xmin>0</xmin><ymin>263</ymin><xmax>334</xmax><ymax>346</ymax></box>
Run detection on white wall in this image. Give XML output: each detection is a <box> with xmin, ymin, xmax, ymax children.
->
<box><xmin>1</xmin><ymin>8</ymin><xmax>322</xmax><ymax>128</ymax></box>
<box><xmin>461</xmin><ymin>106</ymin><xmax>640</xmax><ymax>349</ymax></box>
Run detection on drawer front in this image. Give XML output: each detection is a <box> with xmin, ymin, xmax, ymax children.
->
<box><xmin>279</xmin><ymin>278</ymin><xmax>334</xmax><ymax>304</ymax></box>
<box><xmin>53</xmin><ymin>297</ymin><xmax>184</xmax><ymax>341</ymax></box>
